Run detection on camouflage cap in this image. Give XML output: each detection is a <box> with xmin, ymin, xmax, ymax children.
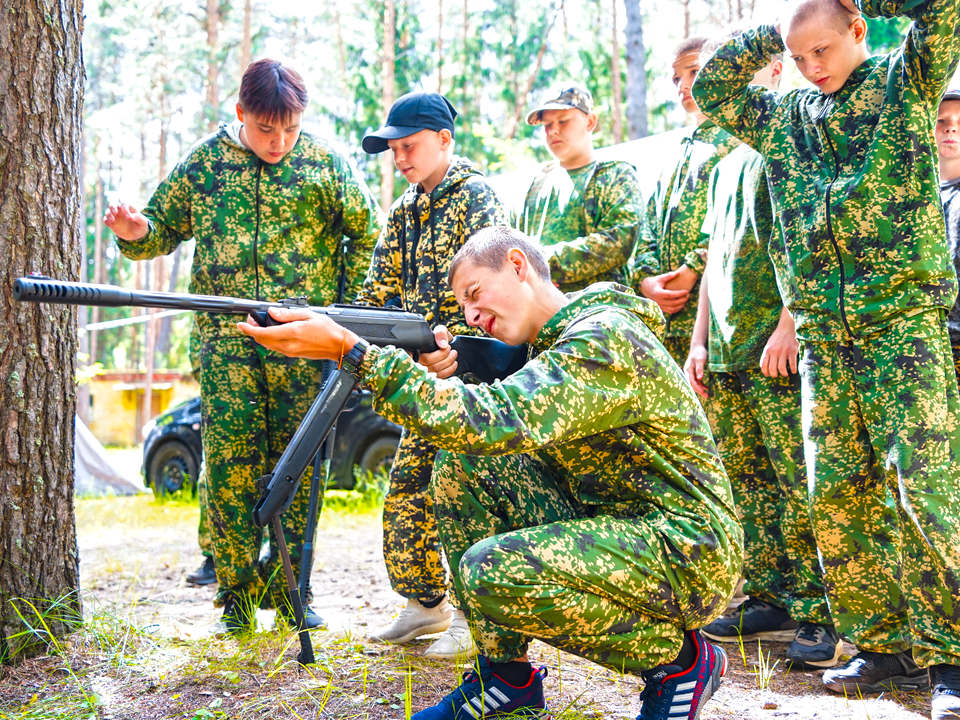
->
<box><xmin>525</xmin><ymin>83</ymin><xmax>594</xmax><ymax>126</ymax></box>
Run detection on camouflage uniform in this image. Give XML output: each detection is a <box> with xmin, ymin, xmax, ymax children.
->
<box><xmin>700</xmin><ymin>144</ymin><xmax>828</xmax><ymax>623</ymax></box>
<box><xmin>693</xmin><ymin>1</ymin><xmax>960</xmax><ymax>667</ymax></box>
<box><xmin>116</xmin><ymin>123</ymin><xmax>382</xmax><ymax>608</ymax></box>
<box><xmin>510</xmin><ymin>160</ymin><xmax>643</xmax><ymax>293</ymax></box>
<box><xmin>354</xmin><ymin>156</ymin><xmax>505</xmax><ymax>602</ymax></box>
<box><xmin>628</xmin><ymin>123</ymin><xmax>740</xmax><ymax>365</ymax></box>
<box><xmin>356</xmin><ymin>285</ymin><xmax>743</xmax><ymax>672</ymax></box>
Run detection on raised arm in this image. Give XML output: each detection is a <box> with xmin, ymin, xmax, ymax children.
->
<box><xmin>856</xmin><ymin>0</ymin><xmax>960</xmax><ymax>102</ymax></box>
<box><xmin>112</xmin><ymin>160</ymin><xmax>195</xmax><ymax>261</ymax></box>
<box><xmin>542</xmin><ymin>163</ymin><xmax>644</xmax><ymax>286</ymax></box>
<box><xmin>691</xmin><ymin>26</ymin><xmax>785</xmax><ymax>152</ymax></box>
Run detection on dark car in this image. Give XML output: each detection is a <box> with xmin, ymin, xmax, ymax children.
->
<box><xmin>141</xmin><ymin>392</ymin><xmax>401</xmax><ymax>496</ymax></box>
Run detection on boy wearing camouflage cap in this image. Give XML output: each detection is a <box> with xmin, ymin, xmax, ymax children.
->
<box><xmin>629</xmin><ymin>37</ymin><xmax>741</xmax><ymax>366</ymax></box>
<box><xmin>239</xmin><ymin>225</ymin><xmax>743</xmax><ymax>720</ymax></box>
<box><xmin>356</xmin><ymin>91</ymin><xmax>506</xmax><ymax>659</ymax></box>
<box><xmin>106</xmin><ymin>59</ymin><xmax>382</xmax><ymax>633</ymax></box>
<box><xmin>685</xmin><ymin>50</ymin><xmax>839</xmax><ymax>671</ymax></box>
<box><xmin>512</xmin><ymin>82</ymin><xmax>643</xmax><ymax>292</ymax></box>
<box><xmin>693</xmin><ymin>0</ymin><xmax>960</xmax><ymax>714</ymax></box>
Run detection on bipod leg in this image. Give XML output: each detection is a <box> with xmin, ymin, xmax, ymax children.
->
<box><xmin>298</xmin><ymin>429</ymin><xmax>334</xmax><ymax>610</ymax></box>
<box><xmin>273</xmin><ymin>515</ymin><xmax>314</xmax><ymax>666</ymax></box>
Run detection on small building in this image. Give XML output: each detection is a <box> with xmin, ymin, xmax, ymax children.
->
<box><xmin>84</xmin><ymin>372</ymin><xmax>200</xmax><ymax>446</ymax></box>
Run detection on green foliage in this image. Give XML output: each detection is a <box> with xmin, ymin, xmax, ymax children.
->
<box><xmin>865</xmin><ymin>16</ymin><xmax>911</xmax><ymax>55</ymax></box>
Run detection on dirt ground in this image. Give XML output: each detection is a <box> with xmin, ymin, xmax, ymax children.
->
<box><xmin>32</xmin><ymin>491</ymin><xmax>929</xmax><ymax>720</ymax></box>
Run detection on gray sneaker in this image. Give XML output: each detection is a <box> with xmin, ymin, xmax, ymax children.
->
<box><xmin>702</xmin><ymin>597</ymin><xmax>799</xmax><ymax>643</ymax></box>
<box><xmin>786</xmin><ymin>622</ymin><xmax>842</xmax><ymax>669</ymax></box>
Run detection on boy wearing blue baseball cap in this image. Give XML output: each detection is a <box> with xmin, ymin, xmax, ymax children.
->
<box><xmin>354</xmin><ymin>92</ymin><xmax>506</xmax><ymax>659</ymax></box>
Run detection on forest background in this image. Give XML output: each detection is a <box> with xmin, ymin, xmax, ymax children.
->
<box><xmin>79</xmin><ymin>0</ymin><xmax>910</xmax><ymax>392</ymax></box>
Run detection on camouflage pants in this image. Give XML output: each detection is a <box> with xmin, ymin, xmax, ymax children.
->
<box><xmin>431</xmin><ymin>451</ymin><xmax>740</xmax><ymax>673</ymax></box>
<box><xmin>383</xmin><ymin>431</ymin><xmax>447</xmax><ymax>601</ymax></box>
<box><xmin>801</xmin><ymin>310</ymin><xmax>960</xmax><ymax>667</ymax></box>
<box><xmin>199</xmin><ymin>336</ymin><xmax>326</xmax><ymax>608</ymax></box>
<box><xmin>197</xmin><ymin>461</ymin><xmax>213</xmax><ymax>557</ymax></box>
<box><xmin>704</xmin><ymin>369</ymin><xmax>828</xmax><ymax>623</ymax></box>
<box><xmin>663</xmin><ymin>336</ymin><xmax>691</xmax><ymax>368</ymax></box>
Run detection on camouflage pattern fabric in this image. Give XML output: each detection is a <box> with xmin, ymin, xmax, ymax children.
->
<box><xmin>628</xmin><ymin>123</ymin><xmax>740</xmax><ymax>350</ymax></box>
<box><xmin>704</xmin><ymin>370</ymin><xmax>828</xmax><ymax>624</ymax></box>
<box><xmin>199</xmin><ymin>336</ymin><xmax>326</xmax><ymax>608</ymax></box>
<box><xmin>116</xmin><ymin>124</ymin><xmax>380</xmax><ymax>607</ymax></box>
<box><xmin>356</xmin><ymin>284</ymin><xmax>743</xmax><ymax>668</ymax></box>
<box><xmin>701</xmin><ymin>145</ymin><xmax>783</xmax><ymax>372</ymax></box>
<box><xmin>355</xmin><ymin>155</ymin><xmax>505</xmax><ymax>601</ymax></box>
<box><xmin>940</xmin><ymin>176</ymin><xmax>960</xmax><ymax>345</ymax></box>
<box><xmin>691</xmin><ymin>2</ymin><xmax>960</xmax><ymax>344</ymax></box>
<box><xmin>801</xmin><ymin>310</ymin><xmax>960</xmax><ymax>667</ymax></box>
<box><xmin>662</xmin><ymin>336</ymin><xmax>691</xmax><ymax>368</ymax></box>
<box><xmin>510</xmin><ymin>160</ymin><xmax>643</xmax><ymax>293</ymax></box>
<box><xmin>383</xmin><ymin>431</ymin><xmax>447</xmax><ymax>601</ymax></box>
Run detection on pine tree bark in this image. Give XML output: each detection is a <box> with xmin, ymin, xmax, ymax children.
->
<box><xmin>624</xmin><ymin>0</ymin><xmax>649</xmax><ymax>139</ymax></box>
<box><xmin>205</xmin><ymin>0</ymin><xmax>221</xmax><ymax>132</ymax></box>
<box><xmin>610</xmin><ymin>0</ymin><xmax>623</xmax><ymax>144</ymax></box>
<box><xmin>0</xmin><ymin>0</ymin><xmax>84</xmax><ymax>663</ymax></box>
<box><xmin>240</xmin><ymin>0</ymin><xmax>253</xmax><ymax>75</ymax></box>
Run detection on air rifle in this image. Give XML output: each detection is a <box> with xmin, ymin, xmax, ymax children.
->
<box><xmin>14</xmin><ymin>275</ymin><xmax>527</xmax><ymax>663</ymax></box>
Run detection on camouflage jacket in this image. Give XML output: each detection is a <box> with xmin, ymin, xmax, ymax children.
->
<box><xmin>355</xmin><ymin>156</ymin><xmax>505</xmax><ymax>337</ymax></box>
<box><xmin>629</xmin><ymin>123</ymin><xmax>740</xmax><ymax>339</ymax></box>
<box><xmin>692</xmin><ymin>0</ymin><xmax>960</xmax><ymax>343</ymax></box>
<box><xmin>702</xmin><ymin>144</ymin><xmax>784</xmax><ymax>372</ymax></box>
<box><xmin>357</xmin><ymin>284</ymin><xmax>741</xmax><ymax>548</ymax></box>
<box><xmin>115</xmin><ymin>124</ymin><xmax>382</xmax><ymax>343</ymax></box>
<box><xmin>510</xmin><ymin>160</ymin><xmax>643</xmax><ymax>293</ymax></box>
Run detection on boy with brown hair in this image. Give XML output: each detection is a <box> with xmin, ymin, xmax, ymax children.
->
<box><xmin>693</xmin><ymin>1</ymin><xmax>960</xmax><ymax>715</ymax></box>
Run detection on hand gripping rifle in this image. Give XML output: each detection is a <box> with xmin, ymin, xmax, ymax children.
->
<box><xmin>14</xmin><ymin>275</ymin><xmax>527</xmax><ymax>664</ymax></box>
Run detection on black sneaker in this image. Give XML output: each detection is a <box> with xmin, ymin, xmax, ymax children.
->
<box><xmin>932</xmin><ymin>664</ymin><xmax>960</xmax><ymax>719</ymax></box>
<box><xmin>822</xmin><ymin>650</ymin><xmax>929</xmax><ymax>694</ymax></box>
<box><xmin>702</xmin><ymin>597</ymin><xmax>799</xmax><ymax>643</ymax></box>
<box><xmin>638</xmin><ymin>630</ymin><xmax>726</xmax><ymax>720</ymax></box>
<box><xmin>277</xmin><ymin>601</ymin><xmax>328</xmax><ymax>631</ymax></box>
<box><xmin>186</xmin><ymin>556</ymin><xmax>217</xmax><ymax>586</ymax></box>
<box><xmin>215</xmin><ymin>594</ymin><xmax>257</xmax><ymax>636</ymax></box>
<box><xmin>786</xmin><ymin>622</ymin><xmax>842</xmax><ymax>669</ymax></box>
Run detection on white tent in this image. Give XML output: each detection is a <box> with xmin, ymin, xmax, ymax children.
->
<box><xmin>74</xmin><ymin>416</ymin><xmax>143</xmax><ymax>496</ymax></box>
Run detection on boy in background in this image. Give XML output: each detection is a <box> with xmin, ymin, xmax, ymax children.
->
<box><xmin>936</xmin><ymin>89</ymin><xmax>960</xmax><ymax>385</ymax></box>
<box><xmin>630</xmin><ymin>36</ymin><xmax>741</xmax><ymax>365</ymax></box>
<box><xmin>356</xmin><ymin>91</ymin><xmax>506</xmax><ymax>659</ymax></box>
<box><xmin>513</xmin><ymin>82</ymin><xmax>642</xmax><ymax>292</ymax></box>
<box><xmin>685</xmin><ymin>48</ymin><xmax>838</xmax><ymax>670</ymax></box>
<box><xmin>693</xmin><ymin>0</ymin><xmax>960</xmax><ymax>714</ymax></box>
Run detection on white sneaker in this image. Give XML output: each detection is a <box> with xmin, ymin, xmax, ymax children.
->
<box><xmin>369</xmin><ymin>597</ymin><xmax>453</xmax><ymax>644</ymax></box>
<box><xmin>423</xmin><ymin>610</ymin><xmax>478</xmax><ymax>660</ymax></box>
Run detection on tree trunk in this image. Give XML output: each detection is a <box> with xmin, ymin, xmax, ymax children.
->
<box><xmin>240</xmin><ymin>0</ymin><xmax>252</xmax><ymax>75</ymax></box>
<box><xmin>0</xmin><ymin>0</ymin><xmax>84</xmax><ymax>663</ymax></box>
<box><xmin>683</xmin><ymin>0</ymin><xmax>690</xmax><ymax>38</ymax></box>
<box><xmin>157</xmin><ymin>245</ymin><xmax>182</xmax><ymax>355</ymax></box>
<box><xmin>610</xmin><ymin>0</ymin><xmax>623</xmax><ymax>144</ymax></box>
<box><xmin>505</xmin><ymin>4</ymin><xmax>561</xmax><ymax>140</ymax></box>
<box><xmin>205</xmin><ymin>0</ymin><xmax>221</xmax><ymax>133</ymax></box>
<box><xmin>624</xmin><ymin>0</ymin><xmax>649</xmax><ymax>139</ymax></box>
<box><xmin>380</xmin><ymin>0</ymin><xmax>396</xmax><ymax>209</ymax></box>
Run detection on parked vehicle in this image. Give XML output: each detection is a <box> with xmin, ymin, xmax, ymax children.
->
<box><xmin>141</xmin><ymin>392</ymin><xmax>401</xmax><ymax>496</ymax></box>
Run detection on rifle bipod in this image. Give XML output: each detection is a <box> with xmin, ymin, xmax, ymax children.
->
<box><xmin>254</xmin><ymin>367</ymin><xmax>361</xmax><ymax>666</ymax></box>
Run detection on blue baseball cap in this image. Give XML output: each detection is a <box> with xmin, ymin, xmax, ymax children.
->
<box><xmin>362</xmin><ymin>92</ymin><xmax>458</xmax><ymax>154</ymax></box>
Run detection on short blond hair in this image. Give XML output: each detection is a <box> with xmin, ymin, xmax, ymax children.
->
<box><xmin>784</xmin><ymin>0</ymin><xmax>859</xmax><ymax>35</ymax></box>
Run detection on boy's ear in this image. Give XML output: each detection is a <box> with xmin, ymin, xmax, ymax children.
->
<box><xmin>438</xmin><ymin>128</ymin><xmax>453</xmax><ymax>149</ymax></box>
<box><xmin>851</xmin><ymin>16</ymin><xmax>867</xmax><ymax>44</ymax></box>
<box><xmin>236</xmin><ymin>104</ymin><xmax>244</xmax><ymax>122</ymax></box>
<box><xmin>506</xmin><ymin>248</ymin><xmax>528</xmax><ymax>280</ymax></box>
<box><xmin>585</xmin><ymin>112</ymin><xmax>599</xmax><ymax>132</ymax></box>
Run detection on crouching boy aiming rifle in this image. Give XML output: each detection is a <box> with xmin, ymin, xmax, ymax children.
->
<box><xmin>238</xmin><ymin>225</ymin><xmax>743</xmax><ymax>720</ymax></box>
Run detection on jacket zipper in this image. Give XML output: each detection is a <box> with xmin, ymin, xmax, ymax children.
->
<box><xmin>253</xmin><ymin>160</ymin><xmax>264</xmax><ymax>301</ymax></box>
<box><xmin>816</xmin><ymin>100</ymin><xmax>856</xmax><ymax>340</ymax></box>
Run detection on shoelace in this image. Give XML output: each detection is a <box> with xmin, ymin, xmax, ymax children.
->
<box><xmin>795</xmin><ymin>624</ymin><xmax>825</xmax><ymax>645</ymax></box>
<box><xmin>637</xmin><ymin>675</ymin><xmax>672</xmax><ymax>719</ymax></box>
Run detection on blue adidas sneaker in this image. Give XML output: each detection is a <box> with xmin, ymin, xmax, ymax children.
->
<box><xmin>412</xmin><ymin>656</ymin><xmax>549</xmax><ymax>720</ymax></box>
<box><xmin>638</xmin><ymin>630</ymin><xmax>726</xmax><ymax>720</ymax></box>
